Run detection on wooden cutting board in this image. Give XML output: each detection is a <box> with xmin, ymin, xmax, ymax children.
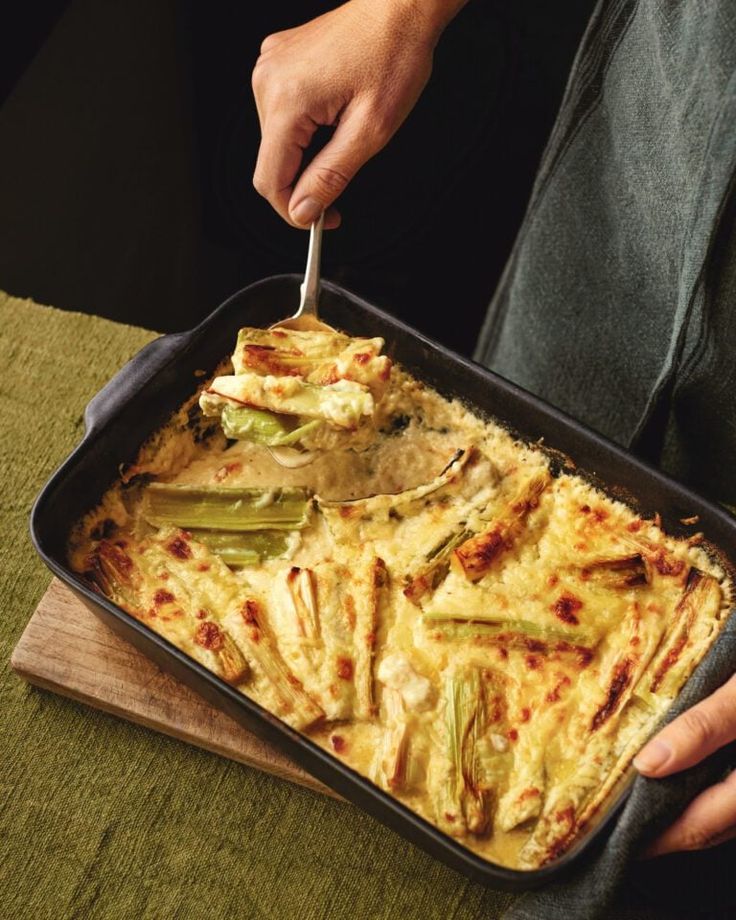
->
<box><xmin>10</xmin><ymin>578</ymin><xmax>336</xmax><ymax>798</ymax></box>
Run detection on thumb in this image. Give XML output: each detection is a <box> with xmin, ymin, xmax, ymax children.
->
<box><xmin>634</xmin><ymin>674</ymin><xmax>736</xmax><ymax>777</ymax></box>
<box><xmin>288</xmin><ymin>103</ymin><xmax>387</xmax><ymax>227</ymax></box>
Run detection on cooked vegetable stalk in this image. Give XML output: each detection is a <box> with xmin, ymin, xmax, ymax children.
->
<box><xmin>351</xmin><ymin>556</ymin><xmax>386</xmax><ymax>719</ymax></box>
<box><xmin>142</xmin><ymin>484</ymin><xmax>311</xmax><ymax>532</ymax></box>
<box><xmin>137</xmin><ymin>531</ymin><xmax>322</xmax><ymax>729</ymax></box>
<box><xmin>646</xmin><ymin>570</ymin><xmax>722</xmax><ymax>696</ymax></box>
<box><xmin>403</xmin><ymin>528</ymin><xmax>473</xmax><ymax>605</ymax></box>
<box><xmin>452</xmin><ymin>472</ymin><xmax>550</xmax><ymax>581</ymax></box>
<box><xmin>481</xmin><ymin>672</ymin><xmax>545</xmax><ymax>832</ymax></box>
<box><xmin>220</xmin><ymin>404</ymin><xmax>322</xmax><ymax>447</ymax></box>
<box><xmin>518</xmin><ymin>755</ymin><xmax>603</xmax><ymax>868</ymax></box>
<box><xmin>211</xmin><ymin>632</ymin><xmax>251</xmax><ymax>685</ymax></box>
<box><xmin>286</xmin><ymin>566</ymin><xmax>320</xmax><ymax>639</ymax></box>
<box><xmin>229</xmin><ymin>595</ymin><xmax>324</xmax><ymax>729</ymax></box>
<box><xmin>620</xmin><ymin>534</ymin><xmax>691</xmax><ymax>582</ymax></box>
<box><xmin>201</xmin><ymin>374</ymin><xmax>374</xmax><ymax>430</ymax></box>
<box><xmin>188</xmin><ymin>529</ymin><xmax>291</xmax><ymax>566</ymax></box>
<box><xmin>579</xmin><ymin>553</ymin><xmax>648</xmax><ymax>589</ymax></box>
<box><xmin>232</xmin><ymin>327</ymin><xmax>390</xmax><ymax>392</ymax></box>
<box><xmin>87</xmin><ymin>539</ymin><xmax>142</xmax><ymax>610</ymax></box>
<box><xmin>439</xmin><ymin>668</ymin><xmax>490</xmax><ymax>835</ymax></box>
<box><xmin>87</xmin><ymin>539</ymin><xmax>249</xmax><ymax>685</ymax></box>
<box><xmin>422</xmin><ymin>611</ymin><xmax>593</xmax><ymax>647</ymax></box>
<box><xmin>376</xmin><ymin>688</ymin><xmax>411</xmax><ymax>791</ymax></box>
<box><xmin>233</xmin><ymin>327</ymin><xmax>352</xmax><ymax>369</ymax></box>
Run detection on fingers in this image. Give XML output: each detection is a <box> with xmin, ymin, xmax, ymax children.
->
<box><xmin>642</xmin><ymin>768</ymin><xmax>736</xmax><ymax>858</ymax></box>
<box><xmin>252</xmin><ymin>112</ymin><xmax>316</xmax><ymax>227</ymax></box>
<box><xmin>634</xmin><ymin>674</ymin><xmax>736</xmax><ymax>777</ymax></box>
<box><xmin>287</xmin><ymin>103</ymin><xmax>388</xmax><ymax>227</ymax></box>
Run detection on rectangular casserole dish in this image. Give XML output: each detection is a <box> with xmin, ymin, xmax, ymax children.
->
<box><xmin>30</xmin><ymin>274</ymin><xmax>736</xmax><ymax>891</ymax></box>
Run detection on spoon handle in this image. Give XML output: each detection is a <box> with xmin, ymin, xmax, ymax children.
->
<box><xmin>297</xmin><ymin>211</ymin><xmax>325</xmax><ymax>319</ymax></box>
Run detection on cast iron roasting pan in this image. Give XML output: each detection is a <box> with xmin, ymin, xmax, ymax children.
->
<box><xmin>30</xmin><ymin>275</ymin><xmax>736</xmax><ymax>891</ymax></box>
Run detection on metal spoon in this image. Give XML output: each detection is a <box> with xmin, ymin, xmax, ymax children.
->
<box><xmin>271</xmin><ymin>211</ymin><xmax>334</xmax><ymax>333</ymax></box>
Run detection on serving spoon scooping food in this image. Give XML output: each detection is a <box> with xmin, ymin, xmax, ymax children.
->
<box><xmin>267</xmin><ymin>211</ymin><xmax>331</xmax><ymax>467</ymax></box>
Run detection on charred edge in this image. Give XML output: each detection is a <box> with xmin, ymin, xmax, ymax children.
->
<box><xmin>242</xmin><ymin>343</ymin><xmax>304</xmax><ymax>377</ymax></box>
<box><xmin>455</xmin><ymin>528</ymin><xmax>506</xmax><ymax>575</ymax></box>
<box><xmin>649</xmin><ymin>571</ymin><xmax>703</xmax><ymax>692</ymax></box>
<box><xmin>590</xmin><ymin>658</ymin><xmax>634</xmax><ymax>731</ymax></box>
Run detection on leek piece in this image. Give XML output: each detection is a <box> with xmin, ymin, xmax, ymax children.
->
<box><xmin>214</xmin><ymin>632</ymin><xmax>250</xmax><ymax>684</ymax></box>
<box><xmin>444</xmin><ymin>669</ymin><xmax>489</xmax><ymax>834</ymax></box>
<box><xmin>90</xmin><ymin>540</ymin><xmax>250</xmax><ymax>686</ymax></box>
<box><xmin>220</xmin><ymin>404</ymin><xmax>322</xmax><ymax>447</ymax></box>
<box><xmin>202</xmin><ymin>374</ymin><xmax>373</xmax><ymax>429</ymax></box>
<box><xmin>189</xmin><ymin>529</ymin><xmax>290</xmax><ymax>566</ymax></box>
<box><xmin>404</xmin><ymin>528</ymin><xmax>473</xmax><ymax>605</ymax></box>
<box><xmin>352</xmin><ymin>556</ymin><xmax>386</xmax><ymax>719</ymax></box>
<box><xmin>233</xmin><ymin>327</ymin><xmax>352</xmax><ymax>372</ymax></box>
<box><xmin>580</xmin><ymin>553</ymin><xmax>648</xmax><ymax>589</ymax></box>
<box><xmin>423</xmin><ymin>610</ymin><xmax>590</xmax><ymax>644</ymax></box>
<box><xmin>453</xmin><ymin>472</ymin><xmax>550</xmax><ymax>582</ymax></box>
<box><xmin>378</xmin><ymin>688</ymin><xmax>411</xmax><ymax>792</ymax></box>
<box><xmin>647</xmin><ymin>570</ymin><xmax>722</xmax><ymax>696</ymax></box>
<box><xmin>286</xmin><ymin>566</ymin><xmax>320</xmax><ymax>639</ymax></box>
<box><xmin>142</xmin><ymin>484</ymin><xmax>311</xmax><ymax>532</ymax></box>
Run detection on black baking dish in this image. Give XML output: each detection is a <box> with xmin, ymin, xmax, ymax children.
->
<box><xmin>30</xmin><ymin>274</ymin><xmax>736</xmax><ymax>891</ymax></box>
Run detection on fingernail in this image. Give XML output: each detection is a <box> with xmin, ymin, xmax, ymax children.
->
<box><xmin>290</xmin><ymin>197</ymin><xmax>321</xmax><ymax>227</ymax></box>
<box><xmin>633</xmin><ymin>739</ymin><xmax>672</xmax><ymax>773</ymax></box>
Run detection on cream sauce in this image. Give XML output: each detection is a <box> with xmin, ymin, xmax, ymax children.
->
<box><xmin>69</xmin><ymin>366</ymin><xmax>732</xmax><ymax>870</ymax></box>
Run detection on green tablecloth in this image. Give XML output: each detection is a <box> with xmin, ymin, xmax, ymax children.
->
<box><xmin>0</xmin><ymin>292</ymin><xmax>676</xmax><ymax>920</ymax></box>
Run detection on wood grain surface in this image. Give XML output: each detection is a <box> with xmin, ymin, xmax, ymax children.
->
<box><xmin>10</xmin><ymin>578</ymin><xmax>336</xmax><ymax>798</ymax></box>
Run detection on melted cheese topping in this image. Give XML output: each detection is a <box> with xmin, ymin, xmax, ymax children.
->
<box><xmin>68</xmin><ymin>367</ymin><xmax>733</xmax><ymax>870</ymax></box>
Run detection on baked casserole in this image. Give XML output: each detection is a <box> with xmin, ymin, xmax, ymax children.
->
<box><xmin>68</xmin><ymin>324</ymin><xmax>733</xmax><ymax>870</ymax></box>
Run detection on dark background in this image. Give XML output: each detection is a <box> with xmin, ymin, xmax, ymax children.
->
<box><xmin>0</xmin><ymin>0</ymin><xmax>595</xmax><ymax>354</ymax></box>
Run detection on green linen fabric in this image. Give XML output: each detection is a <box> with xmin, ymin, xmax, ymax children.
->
<box><xmin>0</xmin><ymin>292</ymin><xmax>698</xmax><ymax>920</ymax></box>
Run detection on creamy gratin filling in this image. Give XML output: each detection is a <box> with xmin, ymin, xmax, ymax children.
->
<box><xmin>68</xmin><ymin>327</ymin><xmax>732</xmax><ymax>869</ymax></box>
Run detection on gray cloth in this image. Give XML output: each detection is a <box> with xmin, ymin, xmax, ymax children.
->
<box><xmin>476</xmin><ymin>0</ymin><xmax>736</xmax><ymax>507</ymax></box>
<box><xmin>474</xmin><ymin>1</ymin><xmax>736</xmax><ymax>917</ymax></box>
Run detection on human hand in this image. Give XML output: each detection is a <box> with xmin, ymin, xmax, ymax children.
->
<box><xmin>251</xmin><ymin>0</ymin><xmax>466</xmax><ymax>228</ymax></box>
<box><xmin>634</xmin><ymin>673</ymin><xmax>736</xmax><ymax>857</ymax></box>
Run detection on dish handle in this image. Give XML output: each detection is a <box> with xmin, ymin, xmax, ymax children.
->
<box><xmin>83</xmin><ymin>332</ymin><xmax>190</xmax><ymax>436</ymax></box>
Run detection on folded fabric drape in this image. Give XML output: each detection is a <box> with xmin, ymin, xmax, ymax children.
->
<box><xmin>477</xmin><ymin>0</ymin><xmax>736</xmax><ymax>510</ymax></box>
